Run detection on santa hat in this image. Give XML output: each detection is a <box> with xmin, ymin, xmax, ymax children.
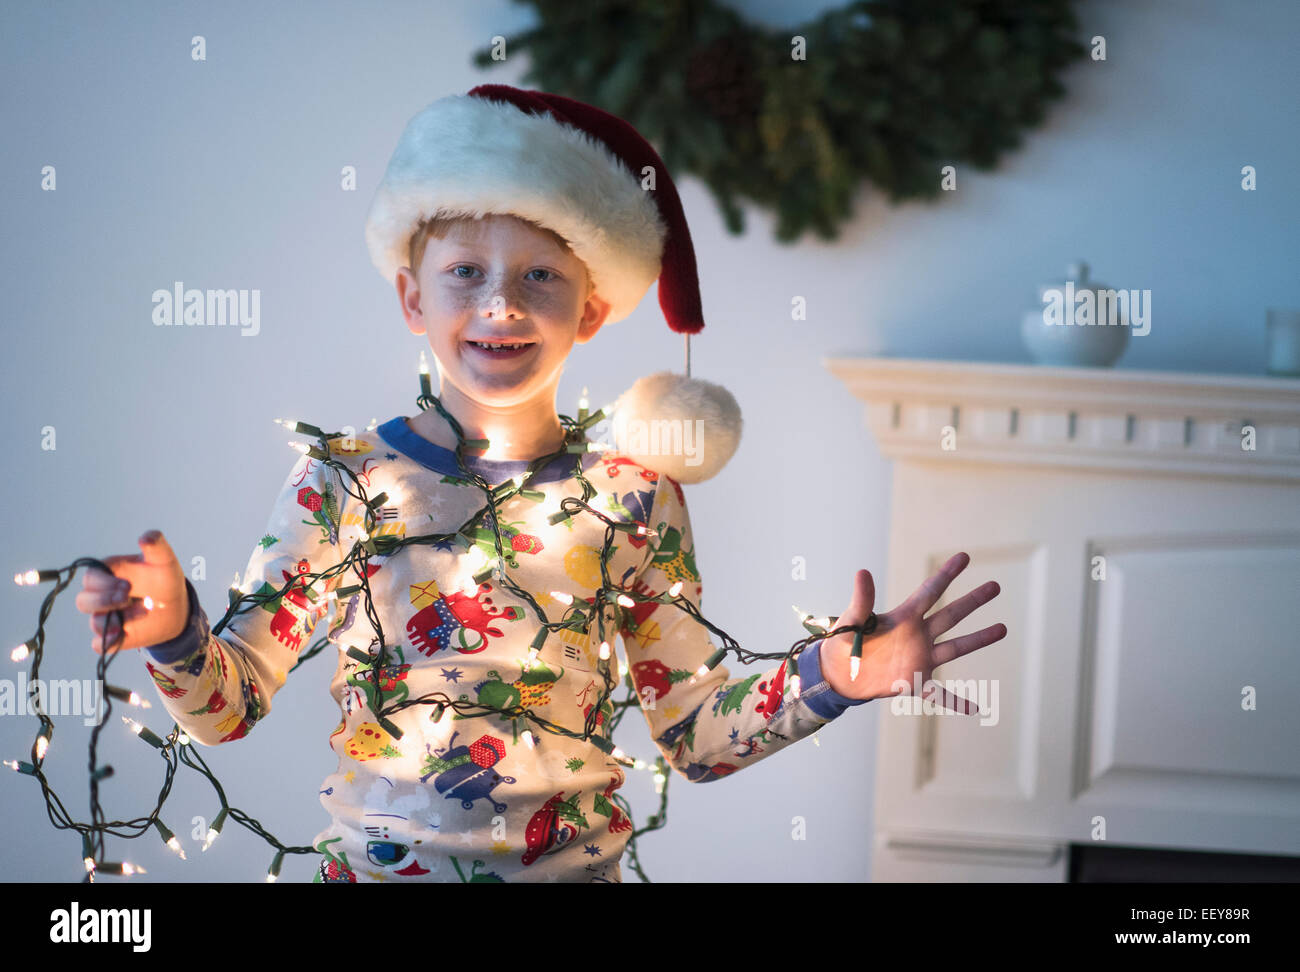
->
<box><xmin>365</xmin><ymin>84</ymin><xmax>741</xmax><ymax>483</ymax></box>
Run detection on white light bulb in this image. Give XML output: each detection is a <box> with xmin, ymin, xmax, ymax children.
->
<box><xmin>599</xmin><ymin>641</ymin><xmax>611</xmax><ymax>660</ymax></box>
<box><xmin>11</xmin><ymin>644</ymin><xmax>30</xmax><ymax>662</ymax></box>
<box><xmin>668</xmin><ymin>582</ymin><xmax>683</xmax><ymax>598</ymax></box>
<box><xmin>550</xmin><ymin>591</ymin><xmax>574</xmax><ymax>606</ymax></box>
<box><xmin>616</xmin><ymin>594</ymin><xmax>635</xmax><ymax>608</ymax></box>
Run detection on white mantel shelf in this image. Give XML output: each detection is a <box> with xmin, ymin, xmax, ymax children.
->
<box><xmin>823</xmin><ymin>356</ymin><xmax>1300</xmax><ymax>481</ymax></box>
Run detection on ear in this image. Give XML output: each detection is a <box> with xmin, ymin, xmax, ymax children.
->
<box><xmin>575</xmin><ymin>290</ymin><xmax>612</xmax><ymax>345</ymax></box>
<box><xmin>395</xmin><ymin>266</ymin><xmax>425</xmax><ymax>336</ymax></box>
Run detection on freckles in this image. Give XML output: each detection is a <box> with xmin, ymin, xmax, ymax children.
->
<box><xmin>528</xmin><ymin>295</ymin><xmax>566</xmax><ymax>315</ymax></box>
<box><xmin>446</xmin><ymin>292</ymin><xmax>479</xmax><ymax>312</ymax></box>
<box><xmin>439</xmin><ymin>280</ymin><xmax>578</xmax><ymax>319</ymax></box>
<box><xmin>527</xmin><ymin>287</ymin><xmax>579</xmax><ymax>315</ymax></box>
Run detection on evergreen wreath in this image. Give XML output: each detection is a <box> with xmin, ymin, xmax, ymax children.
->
<box><xmin>474</xmin><ymin>0</ymin><xmax>1087</xmax><ymax>241</ymax></box>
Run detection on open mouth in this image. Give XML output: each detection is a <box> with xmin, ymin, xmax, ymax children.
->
<box><xmin>465</xmin><ymin>340</ymin><xmax>536</xmax><ymax>359</ymax></box>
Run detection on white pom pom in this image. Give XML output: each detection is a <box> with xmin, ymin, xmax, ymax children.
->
<box><xmin>607</xmin><ymin>372</ymin><xmax>742</xmax><ymax>483</ymax></box>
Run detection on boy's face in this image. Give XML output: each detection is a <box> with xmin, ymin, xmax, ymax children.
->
<box><xmin>395</xmin><ymin>214</ymin><xmax>610</xmax><ymax>412</ymax></box>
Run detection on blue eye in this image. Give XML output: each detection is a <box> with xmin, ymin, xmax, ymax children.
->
<box><xmin>452</xmin><ymin>265</ymin><xmax>477</xmax><ymax>279</ymax></box>
<box><xmin>527</xmin><ymin>269</ymin><xmax>554</xmax><ymax>282</ymax></box>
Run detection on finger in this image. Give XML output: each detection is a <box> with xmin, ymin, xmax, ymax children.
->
<box><xmin>95</xmin><ymin>533</ymin><xmax>174</xmax><ymax>589</ymax></box>
<box><xmin>75</xmin><ymin>582</ymin><xmax>135</xmax><ymax>614</ymax></box>
<box><xmin>923</xmin><ymin>682</ymin><xmax>981</xmax><ymax>716</ymax></box>
<box><xmin>90</xmin><ymin>614</ymin><xmax>135</xmax><ymax>654</ymax></box>
<box><xmin>823</xmin><ymin>570</ymin><xmax>875</xmax><ymax>642</ymax></box>
<box><xmin>932</xmin><ymin>622</ymin><xmax>1007</xmax><ymax>667</ymax></box>
<box><xmin>897</xmin><ymin>551</ymin><xmax>969</xmax><ymax>618</ymax></box>
<box><xmin>924</xmin><ymin>580</ymin><xmax>1001</xmax><ymax>638</ymax></box>
<box><xmin>91</xmin><ymin>632</ymin><xmax>132</xmax><ymax>656</ymax></box>
<box><xmin>84</xmin><ymin>553</ymin><xmax>147</xmax><ymax>586</ymax></box>
<box><xmin>83</xmin><ymin>566</ymin><xmax>124</xmax><ymax>590</ymax></box>
<box><xmin>840</xmin><ymin>568</ymin><xmax>875</xmax><ymax>624</ymax></box>
<box><xmin>89</xmin><ymin>602</ymin><xmax>148</xmax><ymax>635</ymax></box>
<box><xmin>139</xmin><ymin>529</ymin><xmax>177</xmax><ymax>567</ymax></box>
<box><xmin>90</xmin><ymin>604</ymin><xmax>150</xmax><ymax>654</ymax></box>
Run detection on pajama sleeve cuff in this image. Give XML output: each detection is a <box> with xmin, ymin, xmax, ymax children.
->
<box><xmin>144</xmin><ymin>578</ymin><xmax>208</xmax><ymax>664</ymax></box>
<box><xmin>796</xmin><ymin>639</ymin><xmax>869</xmax><ymax>720</ymax></box>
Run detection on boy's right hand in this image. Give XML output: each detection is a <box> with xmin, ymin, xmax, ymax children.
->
<box><xmin>74</xmin><ymin>530</ymin><xmax>190</xmax><ymax>654</ymax></box>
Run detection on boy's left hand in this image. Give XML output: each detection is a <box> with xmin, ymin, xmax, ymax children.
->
<box><xmin>816</xmin><ymin>552</ymin><xmax>1006</xmax><ymax>711</ymax></box>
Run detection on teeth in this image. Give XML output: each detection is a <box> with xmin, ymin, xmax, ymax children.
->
<box><xmin>471</xmin><ymin>342</ymin><xmax>527</xmax><ymax>350</ymax></box>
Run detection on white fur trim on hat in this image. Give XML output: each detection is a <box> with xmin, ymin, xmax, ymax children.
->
<box><xmin>606</xmin><ymin>372</ymin><xmax>743</xmax><ymax>484</ymax></box>
<box><xmin>366</xmin><ymin>93</ymin><xmax>668</xmax><ymax>325</ymax></box>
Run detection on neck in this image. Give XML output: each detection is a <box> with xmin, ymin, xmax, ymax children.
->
<box><xmin>407</xmin><ymin>381</ymin><xmax>568</xmax><ymax>461</ymax></box>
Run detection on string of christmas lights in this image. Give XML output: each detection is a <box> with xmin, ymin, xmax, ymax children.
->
<box><xmin>7</xmin><ymin>358</ymin><xmax>876</xmax><ymax>882</ymax></box>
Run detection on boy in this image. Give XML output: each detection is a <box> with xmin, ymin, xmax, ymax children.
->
<box><xmin>79</xmin><ymin>86</ymin><xmax>1006</xmax><ymax>882</ymax></box>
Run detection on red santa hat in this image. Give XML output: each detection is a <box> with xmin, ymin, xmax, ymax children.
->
<box><xmin>365</xmin><ymin>84</ymin><xmax>742</xmax><ymax>483</ymax></box>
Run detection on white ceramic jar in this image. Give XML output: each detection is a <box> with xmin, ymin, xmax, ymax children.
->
<box><xmin>1021</xmin><ymin>260</ymin><xmax>1130</xmax><ymax>367</ymax></box>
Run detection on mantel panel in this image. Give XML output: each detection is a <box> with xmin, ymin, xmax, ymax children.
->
<box><xmin>1079</xmin><ymin>536</ymin><xmax>1300</xmax><ymax>810</ymax></box>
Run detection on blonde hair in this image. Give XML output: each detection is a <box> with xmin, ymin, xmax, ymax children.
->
<box><xmin>407</xmin><ymin>211</ymin><xmax>592</xmax><ymax>295</ymax></box>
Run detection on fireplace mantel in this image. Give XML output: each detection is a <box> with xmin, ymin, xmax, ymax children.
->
<box><xmin>823</xmin><ymin>356</ymin><xmax>1300</xmax><ymax>882</ymax></box>
<box><xmin>823</xmin><ymin>356</ymin><xmax>1300</xmax><ymax>480</ymax></box>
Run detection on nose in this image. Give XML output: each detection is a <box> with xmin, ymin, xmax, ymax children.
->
<box><xmin>480</xmin><ymin>277</ymin><xmax>525</xmax><ymax>321</ymax></box>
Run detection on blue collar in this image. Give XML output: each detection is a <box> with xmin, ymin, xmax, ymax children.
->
<box><xmin>375</xmin><ymin>416</ymin><xmax>602</xmax><ymax>485</ymax></box>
